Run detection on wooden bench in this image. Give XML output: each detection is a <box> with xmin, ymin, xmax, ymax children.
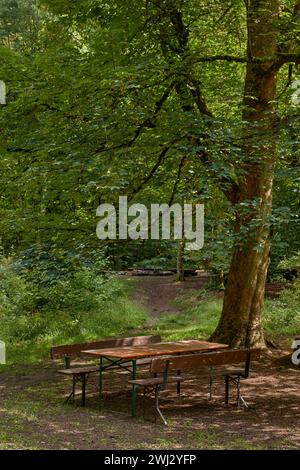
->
<box><xmin>51</xmin><ymin>334</ymin><xmax>161</xmax><ymax>406</ymax></box>
<box><xmin>129</xmin><ymin>348</ymin><xmax>261</xmax><ymax>424</ymax></box>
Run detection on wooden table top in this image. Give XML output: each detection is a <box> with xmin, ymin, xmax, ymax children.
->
<box><xmin>82</xmin><ymin>340</ymin><xmax>228</xmax><ymax>360</ymax></box>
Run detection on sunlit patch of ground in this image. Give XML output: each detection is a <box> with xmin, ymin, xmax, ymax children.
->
<box><xmin>0</xmin><ymin>352</ymin><xmax>298</xmax><ymax>450</ymax></box>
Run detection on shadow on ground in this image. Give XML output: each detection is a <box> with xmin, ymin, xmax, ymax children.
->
<box><xmin>0</xmin><ymin>351</ymin><xmax>298</xmax><ymax>450</ymax></box>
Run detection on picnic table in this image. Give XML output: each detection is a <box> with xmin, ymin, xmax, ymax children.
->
<box><xmin>82</xmin><ymin>339</ymin><xmax>228</xmax><ymax>416</ymax></box>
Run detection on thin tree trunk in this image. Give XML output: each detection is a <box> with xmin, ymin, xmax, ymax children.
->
<box><xmin>211</xmin><ymin>0</ymin><xmax>279</xmax><ymax>348</ymax></box>
<box><xmin>176</xmin><ymin>239</ymin><xmax>185</xmax><ymax>281</ymax></box>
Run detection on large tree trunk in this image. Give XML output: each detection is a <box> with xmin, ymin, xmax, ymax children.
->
<box><xmin>211</xmin><ymin>0</ymin><xmax>279</xmax><ymax>348</ymax></box>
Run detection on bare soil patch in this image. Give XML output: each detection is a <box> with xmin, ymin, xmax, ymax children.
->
<box><xmin>0</xmin><ymin>350</ymin><xmax>299</xmax><ymax>450</ymax></box>
<box><xmin>129</xmin><ymin>272</ymin><xmax>211</xmax><ymax>322</ymax></box>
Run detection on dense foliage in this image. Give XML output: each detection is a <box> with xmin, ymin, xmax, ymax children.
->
<box><xmin>0</xmin><ymin>0</ymin><xmax>299</xmax><ymax>348</ymax></box>
<box><xmin>0</xmin><ymin>0</ymin><xmax>298</xmax><ymax>270</ymax></box>
<box><xmin>0</xmin><ymin>256</ymin><xmax>146</xmax><ymax>344</ymax></box>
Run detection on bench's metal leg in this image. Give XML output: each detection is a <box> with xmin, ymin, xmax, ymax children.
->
<box><xmin>66</xmin><ymin>374</ymin><xmax>77</xmax><ymax>404</ymax></box>
<box><xmin>209</xmin><ymin>375</ymin><xmax>213</xmax><ymax>400</ymax></box>
<box><xmin>142</xmin><ymin>386</ymin><xmax>152</xmax><ymax>420</ymax></box>
<box><xmin>176</xmin><ymin>354</ymin><xmax>181</xmax><ymax>396</ymax></box>
<box><xmin>239</xmin><ymin>394</ymin><xmax>249</xmax><ymax>408</ymax></box>
<box><xmin>131</xmin><ymin>359</ymin><xmax>137</xmax><ymax>417</ymax></box>
<box><xmin>236</xmin><ymin>376</ymin><xmax>248</xmax><ymax>408</ymax></box>
<box><xmin>176</xmin><ymin>370</ymin><xmax>181</xmax><ymax>395</ymax></box>
<box><xmin>66</xmin><ymin>375</ymin><xmax>76</xmax><ymax>404</ymax></box>
<box><xmin>66</xmin><ymin>375</ymin><xmax>76</xmax><ymax>403</ymax></box>
<box><xmin>99</xmin><ymin>357</ymin><xmax>103</xmax><ymax>402</ymax></box>
<box><xmin>237</xmin><ymin>376</ymin><xmax>241</xmax><ymax>408</ymax></box>
<box><xmin>231</xmin><ymin>375</ymin><xmax>248</xmax><ymax>408</ymax></box>
<box><xmin>73</xmin><ymin>375</ymin><xmax>76</xmax><ymax>403</ymax></box>
<box><xmin>142</xmin><ymin>386</ymin><xmax>146</xmax><ymax>420</ymax></box>
<box><xmin>155</xmin><ymin>385</ymin><xmax>167</xmax><ymax>426</ymax></box>
<box><xmin>65</xmin><ymin>392</ymin><xmax>73</xmax><ymax>403</ymax></box>
<box><xmin>225</xmin><ymin>375</ymin><xmax>230</xmax><ymax>404</ymax></box>
<box><xmin>81</xmin><ymin>374</ymin><xmax>86</xmax><ymax>407</ymax></box>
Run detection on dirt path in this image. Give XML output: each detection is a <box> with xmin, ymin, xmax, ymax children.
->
<box><xmin>0</xmin><ymin>275</ymin><xmax>296</xmax><ymax>450</ymax></box>
<box><xmin>128</xmin><ymin>272</ymin><xmax>285</xmax><ymax>325</ymax></box>
<box><xmin>129</xmin><ymin>272</ymin><xmax>211</xmax><ymax>324</ymax></box>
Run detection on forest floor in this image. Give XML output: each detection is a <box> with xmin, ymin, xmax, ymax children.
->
<box><xmin>131</xmin><ymin>272</ymin><xmax>213</xmax><ymax>324</ymax></box>
<box><xmin>130</xmin><ymin>272</ymin><xmax>285</xmax><ymax>324</ymax></box>
<box><xmin>0</xmin><ymin>274</ymin><xmax>298</xmax><ymax>450</ymax></box>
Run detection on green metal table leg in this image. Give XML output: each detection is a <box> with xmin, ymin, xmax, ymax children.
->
<box><xmin>99</xmin><ymin>357</ymin><xmax>103</xmax><ymax>402</ymax></box>
<box><xmin>131</xmin><ymin>359</ymin><xmax>137</xmax><ymax>417</ymax></box>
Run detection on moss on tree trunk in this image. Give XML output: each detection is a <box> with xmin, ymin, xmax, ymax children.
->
<box><xmin>211</xmin><ymin>0</ymin><xmax>279</xmax><ymax>348</ymax></box>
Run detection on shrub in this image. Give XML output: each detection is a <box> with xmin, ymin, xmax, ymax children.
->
<box><xmin>278</xmin><ymin>252</ymin><xmax>300</xmax><ymax>271</ymax></box>
<box><xmin>0</xmin><ymin>256</ymin><xmax>146</xmax><ymax>345</ymax></box>
<box><xmin>263</xmin><ymin>279</ymin><xmax>300</xmax><ymax>337</ymax></box>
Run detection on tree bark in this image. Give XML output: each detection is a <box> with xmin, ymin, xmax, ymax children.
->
<box><xmin>211</xmin><ymin>0</ymin><xmax>280</xmax><ymax>348</ymax></box>
<box><xmin>176</xmin><ymin>239</ymin><xmax>185</xmax><ymax>281</ymax></box>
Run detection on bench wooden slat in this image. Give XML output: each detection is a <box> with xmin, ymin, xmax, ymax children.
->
<box><xmin>58</xmin><ymin>366</ymin><xmax>99</xmax><ymax>375</ymax></box>
<box><xmin>51</xmin><ymin>335</ymin><xmax>161</xmax><ymax>360</ymax></box>
<box><xmin>128</xmin><ymin>376</ymin><xmax>185</xmax><ymax>386</ymax></box>
<box><xmin>53</xmin><ymin>335</ymin><xmax>162</xmax><ymax>408</ymax></box>
<box><xmin>150</xmin><ymin>348</ymin><xmax>261</xmax><ymax>374</ymax></box>
<box><xmin>128</xmin><ymin>348</ymin><xmax>261</xmax><ymax>424</ymax></box>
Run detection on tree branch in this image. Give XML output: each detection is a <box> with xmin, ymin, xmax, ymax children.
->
<box><xmin>269</xmin><ymin>53</ymin><xmax>300</xmax><ymax>72</ymax></box>
<box><xmin>95</xmin><ymin>81</ymin><xmax>175</xmax><ymax>154</ymax></box>
<box><xmin>168</xmin><ymin>155</ymin><xmax>186</xmax><ymax>205</ymax></box>
<box><xmin>191</xmin><ymin>54</ymin><xmax>300</xmax><ymax>66</ymax></box>
<box><xmin>128</xmin><ymin>80</ymin><xmax>175</xmax><ymax>146</ymax></box>
<box><xmin>187</xmin><ymin>77</ymin><xmax>213</xmax><ymax>117</ymax></box>
<box><xmin>192</xmin><ymin>55</ymin><xmax>248</xmax><ymax>64</ymax></box>
<box><xmin>159</xmin><ymin>3</ymin><xmax>241</xmax><ymax>202</ymax></box>
<box><xmin>130</xmin><ymin>146</ymin><xmax>171</xmax><ymax>198</ymax></box>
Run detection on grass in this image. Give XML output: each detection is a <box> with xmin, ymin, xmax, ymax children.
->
<box><xmin>155</xmin><ymin>291</ymin><xmax>221</xmax><ymax>340</ymax></box>
<box><xmin>2</xmin><ymin>278</ymin><xmax>299</xmax><ymax>371</ymax></box>
<box><xmin>0</xmin><ymin>279</ymin><xmax>147</xmax><ymax>366</ymax></box>
<box><xmin>263</xmin><ymin>299</ymin><xmax>300</xmax><ymax>342</ymax></box>
<box><xmin>155</xmin><ymin>288</ymin><xmax>300</xmax><ymax>344</ymax></box>
<box><xmin>1</xmin><ymin>271</ymin><xmax>300</xmax><ymax>451</ymax></box>
<box><xmin>3</xmin><ymin>281</ymin><xmax>299</xmax><ymax>369</ymax></box>
<box><xmin>1</xmin><ymin>282</ymin><xmax>298</xmax><ymax>450</ymax></box>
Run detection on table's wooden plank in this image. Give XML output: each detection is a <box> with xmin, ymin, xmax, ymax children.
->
<box><xmin>82</xmin><ymin>340</ymin><xmax>228</xmax><ymax>360</ymax></box>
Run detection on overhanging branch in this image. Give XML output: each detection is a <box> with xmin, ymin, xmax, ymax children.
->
<box><xmin>95</xmin><ymin>81</ymin><xmax>175</xmax><ymax>154</ymax></box>
<box><xmin>130</xmin><ymin>145</ymin><xmax>171</xmax><ymax>199</ymax></box>
<box><xmin>191</xmin><ymin>53</ymin><xmax>300</xmax><ymax>67</ymax></box>
<box><xmin>168</xmin><ymin>155</ymin><xmax>186</xmax><ymax>205</ymax></box>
